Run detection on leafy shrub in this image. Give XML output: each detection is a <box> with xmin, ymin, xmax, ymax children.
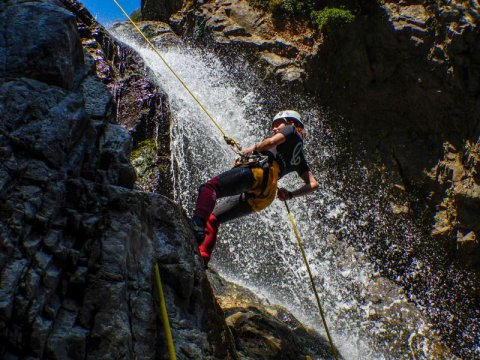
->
<box><xmin>248</xmin><ymin>1</ymin><xmax>355</xmax><ymax>31</ymax></box>
<box><xmin>311</xmin><ymin>7</ymin><xmax>355</xmax><ymax>31</ymax></box>
<box><xmin>275</xmin><ymin>0</ymin><xmax>314</xmax><ymax>14</ymax></box>
<box><xmin>249</xmin><ymin>0</ymin><xmax>315</xmax><ymax>15</ymax></box>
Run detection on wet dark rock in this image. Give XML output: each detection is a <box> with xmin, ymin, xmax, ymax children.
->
<box><xmin>80</xmin><ymin>76</ymin><xmax>113</xmax><ymax>119</ymax></box>
<box><xmin>432</xmin><ymin>140</ymin><xmax>480</xmax><ymax>270</ymax></box>
<box><xmin>65</xmin><ymin>0</ymin><xmax>174</xmax><ymax>196</ymax></box>
<box><xmin>98</xmin><ymin>123</ymin><xmax>136</xmax><ymax>188</ymax></box>
<box><xmin>105</xmin><ymin>21</ymin><xmax>179</xmax><ymax>196</ymax></box>
<box><xmin>0</xmin><ymin>2</ymin><xmax>84</xmax><ymax>90</ymax></box>
<box><xmin>142</xmin><ymin>0</ymin><xmax>183</xmax><ymax>22</ymax></box>
<box><xmin>455</xmin><ymin>187</ymin><xmax>480</xmax><ymax>231</ymax></box>
<box><xmin>207</xmin><ymin>269</ymin><xmax>334</xmax><ymax>359</ymax></box>
<box><xmin>362</xmin><ymin>277</ymin><xmax>451</xmax><ymax>357</ymax></box>
<box><xmin>456</xmin><ymin>230</ymin><xmax>480</xmax><ymax>269</ymax></box>
<box><xmin>113</xmin><ymin>21</ymin><xmax>182</xmax><ymax>48</ymax></box>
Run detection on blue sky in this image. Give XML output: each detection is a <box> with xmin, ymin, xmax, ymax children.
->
<box><xmin>81</xmin><ymin>0</ymin><xmax>140</xmax><ymax>26</ymax></box>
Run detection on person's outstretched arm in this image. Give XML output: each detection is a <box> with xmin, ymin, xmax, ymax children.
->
<box><xmin>241</xmin><ymin>133</ymin><xmax>286</xmax><ymax>155</ymax></box>
<box><xmin>277</xmin><ymin>170</ymin><xmax>318</xmax><ymax>201</ymax></box>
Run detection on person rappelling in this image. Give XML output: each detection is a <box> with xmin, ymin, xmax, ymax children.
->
<box><xmin>191</xmin><ymin>110</ymin><xmax>319</xmax><ymax>267</ymax></box>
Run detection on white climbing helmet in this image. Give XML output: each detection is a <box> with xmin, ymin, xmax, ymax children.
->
<box><xmin>272</xmin><ymin>110</ymin><xmax>304</xmax><ymax>129</ymax></box>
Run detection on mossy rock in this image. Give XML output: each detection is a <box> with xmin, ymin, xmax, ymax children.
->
<box><xmin>131</xmin><ymin>139</ymin><xmax>166</xmax><ymax>192</ymax></box>
<box><xmin>131</xmin><ymin>139</ymin><xmax>158</xmax><ymax>174</ymax></box>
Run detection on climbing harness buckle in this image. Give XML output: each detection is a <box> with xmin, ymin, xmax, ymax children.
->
<box><xmin>234</xmin><ymin>153</ymin><xmax>269</xmax><ymax>168</ymax></box>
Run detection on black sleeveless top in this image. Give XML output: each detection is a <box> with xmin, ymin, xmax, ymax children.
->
<box><xmin>262</xmin><ymin>125</ymin><xmax>310</xmax><ymax>178</ymax></box>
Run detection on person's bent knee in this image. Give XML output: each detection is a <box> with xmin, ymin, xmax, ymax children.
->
<box><xmin>198</xmin><ymin>177</ymin><xmax>219</xmax><ymax>193</ymax></box>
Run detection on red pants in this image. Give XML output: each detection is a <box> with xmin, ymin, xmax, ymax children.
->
<box><xmin>194</xmin><ymin>167</ymin><xmax>255</xmax><ymax>265</ymax></box>
<box><xmin>198</xmin><ymin>213</ymin><xmax>219</xmax><ymax>264</ymax></box>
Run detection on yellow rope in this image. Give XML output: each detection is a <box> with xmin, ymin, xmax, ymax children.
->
<box><xmin>154</xmin><ymin>261</ymin><xmax>176</xmax><ymax>360</ymax></box>
<box><xmin>284</xmin><ymin>201</ymin><xmax>339</xmax><ymax>360</ymax></box>
<box><xmin>112</xmin><ymin>0</ymin><xmax>241</xmax><ymax>152</ymax></box>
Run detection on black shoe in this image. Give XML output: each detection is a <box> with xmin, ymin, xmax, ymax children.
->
<box><xmin>191</xmin><ymin>216</ymin><xmax>205</xmax><ymax>246</ymax></box>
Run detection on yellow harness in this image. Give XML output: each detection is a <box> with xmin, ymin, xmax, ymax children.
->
<box><xmin>246</xmin><ymin>160</ymin><xmax>280</xmax><ymax>212</ymax></box>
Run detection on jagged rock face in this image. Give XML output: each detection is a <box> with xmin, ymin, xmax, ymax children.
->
<box><xmin>306</xmin><ymin>0</ymin><xmax>479</xmax><ymax>179</ymax></box>
<box><xmin>430</xmin><ymin>139</ymin><xmax>480</xmax><ymax>268</ymax></box>
<box><xmin>142</xmin><ymin>0</ymin><xmax>184</xmax><ymax>22</ymax></box>
<box><xmin>207</xmin><ymin>270</ymin><xmax>334</xmax><ymax>359</ymax></box>
<box><xmin>68</xmin><ymin>0</ymin><xmax>173</xmax><ymax>196</ymax></box>
<box><xmin>169</xmin><ymin>0</ymin><xmax>314</xmax><ymax>86</ymax></box>
<box><xmin>0</xmin><ymin>1</ymin><xmax>236</xmax><ymax>358</ymax></box>
<box><xmin>1</xmin><ymin>0</ymin><xmax>84</xmax><ymax>90</ymax></box>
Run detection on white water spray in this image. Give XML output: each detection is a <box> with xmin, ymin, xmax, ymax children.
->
<box><xmin>112</xmin><ymin>28</ymin><xmax>441</xmax><ymax>359</ymax></box>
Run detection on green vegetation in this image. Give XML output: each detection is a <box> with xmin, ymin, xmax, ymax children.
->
<box><xmin>129</xmin><ymin>8</ymin><xmax>142</xmax><ymax>22</ymax></box>
<box><xmin>249</xmin><ymin>0</ymin><xmax>315</xmax><ymax>15</ymax></box>
<box><xmin>247</xmin><ymin>0</ymin><xmax>355</xmax><ymax>31</ymax></box>
<box><xmin>273</xmin><ymin>0</ymin><xmax>315</xmax><ymax>14</ymax></box>
<box><xmin>131</xmin><ymin>139</ymin><xmax>158</xmax><ymax>176</ymax></box>
<box><xmin>311</xmin><ymin>7</ymin><xmax>355</xmax><ymax>31</ymax></box>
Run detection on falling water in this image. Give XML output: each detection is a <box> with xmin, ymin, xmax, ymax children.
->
<box><xmin>112</xmin><ymin>27</ymin><xmax>477</xmax><ymax>359</ymax></box>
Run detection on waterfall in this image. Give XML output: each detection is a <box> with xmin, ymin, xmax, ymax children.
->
<box><xmin>112</xmin><ymin>29</ymin><xmax>450</xmax><ymax>359</ymax></box>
